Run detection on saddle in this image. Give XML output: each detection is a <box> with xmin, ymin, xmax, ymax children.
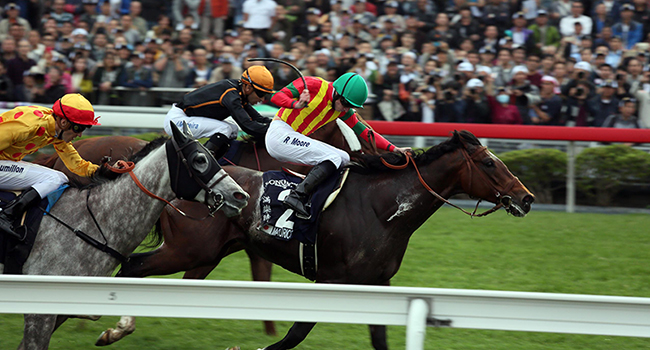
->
<box><xmin>0</xmin><ymin>186</ymin><xmax>68</xmax><ymax>274</ymax></box>
<box><xmin>258</xmin><ymin>168</ymin><xmax>349</xmax><ymax>281</ymax></box>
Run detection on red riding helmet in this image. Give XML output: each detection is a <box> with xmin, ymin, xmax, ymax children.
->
<box><xmin>52</xmin><ymin>93</ymin><xmax>101</xmax><ymax>126</ymax></box>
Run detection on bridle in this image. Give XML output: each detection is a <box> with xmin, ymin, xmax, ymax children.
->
<box><xmin>381</xmin><ymin>145</ymin><xmax>518</xmax><ymax>217</ymax></box>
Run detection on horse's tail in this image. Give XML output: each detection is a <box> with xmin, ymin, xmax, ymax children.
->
<box><xmin>32</xmin><ymin>153</ymin><xmax>59</xmax><ymax>168</ymax></box>
<box><xmin>143</xmin><ymin>218</ymin><xmax>164</xmax><ymax>248</ymax></box>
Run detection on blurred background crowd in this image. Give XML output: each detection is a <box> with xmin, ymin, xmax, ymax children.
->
<box><xmin>0</xmin><ymin>0</ymin><xmax>649</xmax><ymax>128</ymax></box>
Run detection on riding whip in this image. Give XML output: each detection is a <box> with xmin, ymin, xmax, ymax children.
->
<box><xmin>247</xmin><ymin>58</ymin><xmax>307</xmax><ymax>90</ymax></box>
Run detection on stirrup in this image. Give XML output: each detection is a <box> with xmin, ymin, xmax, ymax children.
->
<box><xmin>0</xmin><ymin>215</ymin><xmax>24</xmax><ymax>241</ymax></box>
<box><xmin>283</xmin><ymin>195</ymin><xmax>311</xmax><ymax>220</ymax></box>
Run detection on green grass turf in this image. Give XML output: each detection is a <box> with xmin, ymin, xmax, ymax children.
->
<box><xmin>1</xmin><ymin>208</ymin><xmax>649</xmax><ymax>349</ymax></box>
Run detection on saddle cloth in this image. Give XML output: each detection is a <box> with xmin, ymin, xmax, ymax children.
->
<box><xmin>0</xmin><ymin>185</ymin><xmax>68</xmax><ymax>274</ymax></box>
<box><xmin>259</xmin><ymin>168</ymin><xmax>348</xmax><ymax>244</ymax></box>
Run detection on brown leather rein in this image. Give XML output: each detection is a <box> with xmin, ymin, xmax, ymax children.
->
<box><xmin>380</xmin><ymin>146</ymin><xmax>517</xmax><ymax>217</ymax></box>
<box><xmin>108</xmin><ymin>160</ymin><xmax>228</xmax><ymax>220</ymax></box>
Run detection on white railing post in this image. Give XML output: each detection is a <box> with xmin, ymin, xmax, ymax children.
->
<box><xmin>405</xmin><ymin>298</ymin><xmax>429</xmax><ymax>350</ymax></box>
<box><xmin>567</xmin><ymin>141</ymin><xmax>576</xmax><ymax>213</ymax></box>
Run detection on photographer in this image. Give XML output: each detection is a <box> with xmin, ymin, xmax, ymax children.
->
<box><xmin>614</xmin><ymin>68</ymin><xmax>632</xmax><ymax>98</ymax></box>
<box><xmin>487</xmin><ymin>86</ymin><xmax>523</xmax><ymax>124</ymax></box>
<box><xmin>510</xmin><ymin>65</ymin><xmax>541</xmax><ymax>124</ymax></box>
<box><xmin>563</xmin><ymin>79</ymin><xmax>593</xmax><ymax>126</ymax></box>
<box><xmin>435</xmin><ymin>80</ymin><xmax>466</xmax><ymax>122</ymax></box>
<box><xmin>562</xmin><ymin>61</ymin><xmax>596</xmax><ymax>97</ymax></box>
<box><xmin>531</xmin><ymin>76</ymin><xmax>564</xmax><ymax>125</ymax></box>
<box><xmin>586</xmin><ymin>79</ymin><xmax>620</xmax><ymax>126</ymax></box>
<box><xmin>463</xmin><ymin>78</ymin><xmax>491</xmax><ymax>124</ymax></box>
<box><xmin>376</xmin><ymin>61</ymin><xmax>407</xmax><ymax>121</ymax></box>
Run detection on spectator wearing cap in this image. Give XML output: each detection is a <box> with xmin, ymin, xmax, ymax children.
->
<box><xmin>531</xmin><ymin>76</ymin><xmax>564</xmax><ymax>125</ymax></box>
<box><xmin>79</xmin><ymin>0</ymin><xmax>100</xmax><ymax>32</ymax></box>
<box><xmin>509</xmin><ymin>12</ymin><xmax>536</xmax><ymax>53</ymax></box>
<box><xmin>563</xmin><ymin>61</ymin><xmax>596</xmax><ymax>93</ymax></box>
<box><xmin>462</xmin><ymin>78</ymin><xmax>491</xmax><ymax>124</ymax></box>
<box><xmin>528</xmin><ymin>10</ymin><xmax>561</xmax><ymax>54</ymax></box>
<box><xmin>612</xmin><ymin>4</ymin><xmax>644</xmax><ymax>50</ymax></box>
<box><xmin>487</xmin><ymin>86</ymin><xmax>523</xmax><ymax>124</ymax></box>
<box><xmin>482</xmin><ymin>0</ymin><xmax>511</xmax><ymax>33</ymax></box>
<box><xmin>378</xmin><ymin>1</ymin><xmax>405</xmax><ymax>32</ymax></box>
<box><xmin>348</xmin><ymin>15</ymin><xmax>373</xmax><ymax>42</ymax></box>
<box><xmin>427</xmin><ymin>13</ymin><xmax>459</xmax><ymax>48</ymax></box>
<box><xmin>298</xmin><ymin>8</ymin><xmax>323</xmax><ymax>41</ymax></box>
<box><xmin>602</xmin><ymin>97</ymin><xmax>645</xmax><ymax>128</ymax></box>
<box><xmin>117</xmin><ymin>52</ymin><xmax>155</xmax><ymax>106</ymax></box>
<box><xmin>559</xmin><ymin>1</ymin><xmax>592</xmax><ymax>36</ymax></box>
<box><xmin>242</xmin><ymin>0</ymin><xmax>278</xmax><ymax>41</ymax></box>
<box><xmin>586</xmin><ymin>79</ymin><xmax>621</xmax><ymax>126</ymax></box>
<box><xmin>0</xmin><ymin>3</ymin><xmax>31</xmax><ymax>42</ymax></box>
<box><xmin>209</xmin><ymin>56</ymin><xmax>243</xmax><ymax>83</ymax></box>
<box><xmin>50</xmin><ymin>0</ymin><xmax>75</xmax><ymax>25</ymax></box>
<box><xmin>453</xmin><ymin>7</ymin><xmax>481</xmax><ymax>46</ymax></box>
<box><xmin>509</xmin><ymin>65</ymin><xmax>541</xmax><ymax>124</ymax></box>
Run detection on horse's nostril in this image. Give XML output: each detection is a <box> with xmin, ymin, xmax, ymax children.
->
<box><xmin>234</xmin><ymin>192</ymin><xmax>247</xmax><ymax>201</ymax></box>
<box><xmin>523</xmin><ymin>195</ymin><xmax>535</xmax><ymax>204</ymax></box>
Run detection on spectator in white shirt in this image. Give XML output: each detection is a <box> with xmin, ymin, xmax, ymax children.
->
<box><xmin>242</xmin><ymin>0</ymin><xmax>277</xmax><ymax>41</ymax></box>
<box><xmin>559</xmin><ymin>1</ymin><xmax>593</xmax><ymax>36</ymax></box>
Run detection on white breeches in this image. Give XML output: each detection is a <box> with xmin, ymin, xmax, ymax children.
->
<box><xmin>164</xmin><ymin>104</ymin><xmax>240</xmax><ymax>139</ymax></box>
<box><xmin>265</xmin><ymin>119</ymin><xmax>350</xmax><ymax>168</ymax></box>
<box><xmin>0</xmin><ymin>160</ymin><xmax>68</xmax><ymax>198</ymax></box>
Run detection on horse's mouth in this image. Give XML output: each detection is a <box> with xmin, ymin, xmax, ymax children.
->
<box><xmin>505</xmin><ymin>202</ymin><xmax>527</xmax><ymax>217</ymax></box>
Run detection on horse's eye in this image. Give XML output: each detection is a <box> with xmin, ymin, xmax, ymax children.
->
<box><xmin>192</xmin><ymin>153</ymin><xmax>209</xmax><ymax>173</ymax></box>
<box><xmin>485</xmin><ymin>159</ymin><xmax>495</xmax><ymax>168</ymax></box>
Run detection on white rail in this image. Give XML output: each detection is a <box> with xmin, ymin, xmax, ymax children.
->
<box><xmin>1</xmin><ymin>276</ymin><xmax>649</xmax><ymax>349</ymax></box>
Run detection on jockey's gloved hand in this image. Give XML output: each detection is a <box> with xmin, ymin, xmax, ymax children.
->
<box><xmin>92</xmin><ymin>162</ymin><xmax>121</xmax><ymax>182</ymax></box>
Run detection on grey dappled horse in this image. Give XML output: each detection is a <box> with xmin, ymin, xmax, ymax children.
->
<box><xmin>3</xmin><ymin>122</ymin><xmax>249</xmax><ymax>350</ymax></box>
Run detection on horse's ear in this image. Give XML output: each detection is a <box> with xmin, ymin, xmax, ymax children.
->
<box><xmin>169</xmin><ymin>121</ymin><xmax>189</xmax><ymax>144</ymax></box>
<box><xmin>181</xmin><ymin>120</ymin><xmax>195</xmax><ymax>139</ymax></box>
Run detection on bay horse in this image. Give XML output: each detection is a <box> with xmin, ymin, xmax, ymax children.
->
<box><xmin>118</xmin><ymin>130</ymin><xmax>534</xmax><ymax>349</ymax></box>
<box><xmin>4</xmin><ymin>122</ymin><xmax>248</xmax><ymax>350</ymax></box>
<box><xmin>33</xmin><ymin>121</ymin><xmax>375</xmax><ymax>340</ymax></box>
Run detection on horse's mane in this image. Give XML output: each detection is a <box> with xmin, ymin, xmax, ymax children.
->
<box><xmin>348</xmin><ymin>130</ymin><xmax>481</xmax><ymax>174</ymax></box>
<box><xmin>73</xmin><ymin>136</ymin><xmax>169</xmax><ymax>189</ymax></box>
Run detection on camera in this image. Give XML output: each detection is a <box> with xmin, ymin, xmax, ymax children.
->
<box><xmin>453</xmin><ymin>73</ymin><xmax>462</xmax><ymax>81</ymax></box>
<box><xmin>469</xmin><ymin>88</ymin><xmax>476</xmax><ymax>94</ymax></box>
<box><xmin>577</xmin><ymin>71</ymin><xmax>585</xmax><ymax>79</ymax></box>
<box><xmin>616</xmin><ymin>73</ymin><xmax>624</xmax><ymax>81</ymax></box>
<box><xmin>412</xmin><ymin>92</ymin><xmax>422</xmax><ymax>99</ymax></box>
<box><xmin>444</xmin><ymin>90</ymin><xmax>454</xmax><ymax>100</ymax></box>
<box><xmin>576</xmin><ymin>86</ymin><xmax>585</xmax><ymax>96</ymax></box>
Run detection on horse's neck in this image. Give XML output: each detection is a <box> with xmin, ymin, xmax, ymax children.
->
<box><xmin>370</xmin><ymin>153</ymin><xmax>463</xmax><ymax>237</ymax></box>
<box><xmin>89</xmin><ymin>146</ymin><xmax>172</xmax><ymax>250</ymax></box>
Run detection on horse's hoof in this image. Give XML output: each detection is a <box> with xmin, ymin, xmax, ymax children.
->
<box><xmin>95</xmin><ymin>329</ymin><xmax>112</xmax><ymax>346</ymax></box>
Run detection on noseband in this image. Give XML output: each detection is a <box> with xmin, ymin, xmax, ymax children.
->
<box><xmin>381</xmin><ymin>145</ymin><xmax>517</xmax><ymax>217</ymax></box>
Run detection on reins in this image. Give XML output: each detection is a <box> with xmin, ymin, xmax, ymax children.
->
<box><xmin>380</xmin><ymin>146</ymin><xmax>512</xmax><ymax>217</ymax></box>
<box><xmin>108</xmin><ymin>160</ymin><xmax>224</xmax><ymax>221</ymax></box>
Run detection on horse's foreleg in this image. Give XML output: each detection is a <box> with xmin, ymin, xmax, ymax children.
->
<box><xmin>246</xmin><ymin>248</ymin><xmax>277</xmax><ymax>336</ymax></box>
<box><xmin>263</xmin><ymin>322</ymin><xmax>316</xmax><ymax>350</ymax></box>
<box><xmin>183</xmin><ymin>264</ymin><xmax>217</xmax><ymax>279</ymax></box>
<box><xmin>369</xmin><ymin>280</ymin><xmax>390</xmax><ymax>350</ymax></box>
<box><xmin>21</xmin><ymin>314</ymin><xmax>57</xmax><ymax>350</ymax></box>
<box><xmin>369</xmin><ymin>325</ymin><xmax>388</xmax><ymax>350</ymax></box>
<box><xmin>95</xmin><ymin>316</ymin><xmax>136</xmax><ymax>346</ymax></box>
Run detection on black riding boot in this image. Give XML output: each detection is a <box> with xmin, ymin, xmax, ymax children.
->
<box><xmin>0</xmin><ymin>188</ymin><xmax>41</xmax><ymax>241</ymax></box>
<box><xmin>283</xmin><ymin>161</ymin><xmax>338</xmax><ymax>219</ymax></box>
<box><xmin>203</xmin><ymin>133</ymin><xmax>231</xmax><ymax>160</ymax></box>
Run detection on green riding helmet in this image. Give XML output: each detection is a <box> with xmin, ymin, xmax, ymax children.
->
<box><xmin>332</xmin><ymin>72</ymin><xmax>368</xmax><ymax>108</ymax></box>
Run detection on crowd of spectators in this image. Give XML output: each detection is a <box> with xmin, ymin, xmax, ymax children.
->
<box><xmin>0</xmin><ymin>0</ymin><xmax>649</xmax><ymax>128</ymax></box>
